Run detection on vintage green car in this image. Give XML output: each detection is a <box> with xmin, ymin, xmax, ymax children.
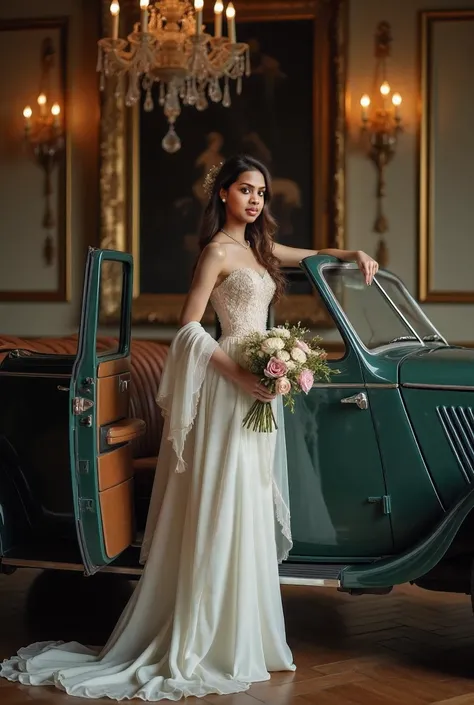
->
<box><xmin>1</xmin><ymin>248</ymin><xmax>474</xmax><ymax>603</ymax></box>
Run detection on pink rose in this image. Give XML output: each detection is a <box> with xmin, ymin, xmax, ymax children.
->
<box><xmin>298</xmin><ymin>368</ymin><xmax>314</xmax><ymax>394</ymax></box>
<box><xmin>295</xmin><ymin>339</ymin><xmax>311</xmax><ymax>354</ymax></box>
<box><xmin>275</xmin><ymin>377</ymin><xmax>291</xmax><ymax>395</ymax></box>
<box><xmin>264</xmin><ymin>356</ymin><xmax>288</xmax><ymax>379</ymax></box>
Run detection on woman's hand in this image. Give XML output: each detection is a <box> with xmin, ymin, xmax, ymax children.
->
<box><xmin>356</xmin><ymin>251</ymin><xmax>379</xmax><ymax>285</ymax></box>
<box><xmin>236</xmin><ymin>368</ymin><xmax>276</xmax><ymax>402</ymax></box>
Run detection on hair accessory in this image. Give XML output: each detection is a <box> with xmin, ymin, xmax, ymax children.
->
<box><xmin>203</xmin><ymin>161</ymin><xmax>224</xmax><ymax>198</ymax></box>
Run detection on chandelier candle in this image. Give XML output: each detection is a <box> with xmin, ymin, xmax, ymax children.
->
<box><xmin>194</xmin><ymin>0</ymin><xmax>203</xmax><ymax>34</ymax></box>
<box><xmin>226</xmin><ymin>2</ymin><xmax>236</xmax><ymax>43</ymax></box>
<box><xmin>214</xmin><ymin>0</ymin><xmax>223</xmax><ymax>38</ymax></box>
<box><xmin>140</xmin><ymin>0</ymin><xmax>148</xmax><ymax>32</ymax></box>
<box><xmin>110</xmin><ymin>1</ymin><xmax>120</xmax><ymax>40</ymax></box>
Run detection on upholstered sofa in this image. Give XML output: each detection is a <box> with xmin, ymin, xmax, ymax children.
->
<box><xmin>0</xmin><ymin>334</ymin><xmax>169</xmax><ymax>500</ymax></box>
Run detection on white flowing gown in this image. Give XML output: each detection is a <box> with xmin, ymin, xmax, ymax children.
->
<box><xmin>0</xmin><ymin>267</ymin><xmax>295</xmax><ymax>700</ymax></box>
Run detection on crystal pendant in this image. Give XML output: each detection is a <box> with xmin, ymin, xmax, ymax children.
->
<box><xmin>223</xmin><ymin>79</ymin><xmax>231</xmax><ymax>108</ymax></box>
<box><xmin>159</xmin><ymin>82</ymin><xmax>165</xmax><ymax>106</ymax></box>
<box><xmin>196</xmin><ymin>93</ymin><xmax>208</xmax><ymax>111</ymax></box>
<box><xmin>144</xmin><ymin>88</ymin><xmax>154</xmax><ymax>112</ymax></box>
<box><xmin>162</xmin><ymin>125</ymin><xmax>181</xmax><ymax>153</ymax></box>
<box><xmin>209</xmin><ymin>79</ymin><xmax>222</xmax><ymax>103</ymax></box>
<box><xmin>125</xmin><ymin>72</ymin><xmax>140</xmax><ymax>106</ymax></box>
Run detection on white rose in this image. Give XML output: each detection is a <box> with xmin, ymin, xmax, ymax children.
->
<box><xmin>291</xmin><ymin>347</ymin><xmax>307</xmax><ymax>363</ymax></box>
<box><xmin>286</xmin><ymin>360</ymin><xmax>296</xmax><ymax>371</ymax></box>
<box><xmin>276</xmin><ymin>350</ymin><xmax>290</xmax><ymax>362</ymax></box>
<box><xmin>270</xmin><ymin>326</ymin><xmax>291</xmax><ymax>339</ymax></box>
<box><xmin>261</xmin><ymin>337</ymin><xmax>285</xmax><ymax>354</ymax></box>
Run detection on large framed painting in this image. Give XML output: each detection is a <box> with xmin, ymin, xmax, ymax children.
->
<box><xmin>418</xmin><ymin>10</ymin><xmax>474</xmax><ymax>303</ymax></box>
<box><xmin>99</xmin><ymin>0</ymin><xmax>347</xmax><ymax>325</ymax></box>
<box><xmin>0</xmin><ymin>18</ymin><xmax>70</xmax><ymax>302</ymax></box>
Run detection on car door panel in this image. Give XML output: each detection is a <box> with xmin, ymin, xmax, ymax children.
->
<box><xmin>70</xmin><ymin>249</ymin><xmax>143</xmax><ymax>575</ymax></box>
<box><xmin>288</xmin><ymin>258</ymin><xmax>394</xmax><ymax>559</ymax></box>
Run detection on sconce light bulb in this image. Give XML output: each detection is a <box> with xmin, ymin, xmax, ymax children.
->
<box><xmin>110</xmin><ymin>1</ymin><xmax>120</xmax><ymax>16</ymax></box>
<box><xmin>360</xmin><ymin>94</ymin><xmax>371</xmax><ymax>108</ymax></box>
<box><xmin>37</xmin><ymin>93</ymin><xmax>47</xmax><ymax>106</ymax></box>
<box><xmin>392</xmin><ymin>92</ymin><xmax>402</xmax><ymax>107</ymax></box>
<box><xmin>226</xmin><ymin>2</ymin><xmax>236</xmax><ymax>19</ymax></box>
<box><xmin>140</xmin><ymin>0</ymin><xmax>148</xmax><ymax>8</ymax></box>
<box><xmin>214</xmin><ymin>0</ymin><xmax>224</xmax><ymax>13</ymax></box>
<box><xmin>194</xmin><ymin>0</ymin><xmax>204</xmax><ymax>9</ymax></box>
<box><xmin>380</xmin><ymin>81</ymin><xmax>391</xmax><ymax>96</ymax></box>
<box><xmin>51</xmin><ymin>103</ymin><xmax>61</xmax><ymax>116</ymax></box>
<box><xmin>23</xmin><ymin>106</ymin><xmax>33</xmax><ymax>119</ymax></box>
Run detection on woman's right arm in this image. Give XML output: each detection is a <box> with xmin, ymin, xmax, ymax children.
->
<box><xmin>179</xmin><ymin>247</ymin><xmax>275</xmax><ymax>403</ymax></box>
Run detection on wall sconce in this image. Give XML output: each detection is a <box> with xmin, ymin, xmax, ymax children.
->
<box><xmin>359</xmin><ymin>21</ymin><xmax>402</xmax><ymax>267</ymax></box>
<box><xmin>22</xmin><ymin>37</ymin><xmax>64</xmax><ymax>266</ymax></box>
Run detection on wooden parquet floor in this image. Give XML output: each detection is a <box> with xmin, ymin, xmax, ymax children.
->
<box><xmin>1</xmin><ymin>569</ymin><xmax>474</xmax><ymax>704</ymax></box>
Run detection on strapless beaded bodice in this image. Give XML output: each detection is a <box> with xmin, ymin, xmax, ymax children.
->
<box><xmin>210</xmin><ymin>267</ymin><xmax>276</xmax><ymax>338</ymax></box>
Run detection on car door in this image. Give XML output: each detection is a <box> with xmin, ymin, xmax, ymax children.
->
<box><xmin>284</xmin><ymin>258</ymin><xmax>394</xmax><ymax>559</ymax></box>
<box><xmin>69</xmin><ymin>248</ymin><xmax>145</xmax><ymax>575</ymax></box>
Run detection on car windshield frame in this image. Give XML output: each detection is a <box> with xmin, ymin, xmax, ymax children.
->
<box><xmin>318</xmin><ymin>262</ymin><xmax>447</xmax><ymax>354</ymax></box>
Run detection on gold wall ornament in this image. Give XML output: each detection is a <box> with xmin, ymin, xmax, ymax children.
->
<box><xmin>99</xmin><ymin>0</ymin><xmax>348</xmax><ymax>326</ymax></box>
<box><xmin>97</xmin><ymin>0</ymin><xmax>250</xmax><ymax>153</ymax></box>
<box><xmin>22</xmin><ymin>37</ymin><xmax>65</xmax><ymax>267</ymax></box>
<box><xmin>359</xmin><ymin>21</ymin><xmax>403</xmax><ymax>265</ymax></box>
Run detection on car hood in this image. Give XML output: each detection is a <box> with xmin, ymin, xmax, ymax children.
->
<box><xmin>399</xmin><ymin>346</ymin><xmax>474</xmax><ymax>387</ymax></box>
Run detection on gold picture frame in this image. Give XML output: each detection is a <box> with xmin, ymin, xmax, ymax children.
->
<box><xmin>418</xmin><ymin>10</ymin><xmax>474</xmax><ymax>303</ymax></box>
<box><xmin>99</xmin><ymin>0</ymin><xmax>347</xmax><ymax>324</ymax></box>
<box><xmin>0</xmin><ymin>17</ymin><xmax>71</xmax><ymax>303</ymax></box>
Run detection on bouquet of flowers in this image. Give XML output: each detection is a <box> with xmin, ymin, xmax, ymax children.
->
<box><xmin>240</xmin><ymin>323</ymin><xmax>338</xmax><ymax>433</ymax></box>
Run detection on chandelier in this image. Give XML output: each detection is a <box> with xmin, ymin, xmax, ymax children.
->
<box><xmin>97</xmin><ymin>1</ymin><xmax>250</xmax><ymax>153</ymax></box>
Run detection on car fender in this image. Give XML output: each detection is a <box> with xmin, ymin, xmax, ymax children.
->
<box><xmin>341</xmin><ymin>487</ymin><xmax>474</xmax><ymax>589</ymax></box>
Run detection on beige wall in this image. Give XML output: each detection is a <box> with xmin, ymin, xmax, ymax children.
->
<box><xmin>347</xmin><ymin>0</ymin><xmax>474</xmax><ymax>342</ymax></box>
<box><xmin>0</xmin><ymin>0</ymin><xmax>99</xmax><ymax>336</ymax></box>
<box><xmin>0</xmin><ymin>0</ymin><xmax>473</xmax><ymax>342</ymax></box>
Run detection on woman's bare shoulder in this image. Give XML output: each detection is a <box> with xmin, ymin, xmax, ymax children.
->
<box><xmin>194</xmin><ymin>241</ymin><xmax>228</xmax><ymax>279</ymax></box>
<box><xmin>200</xmin><ymin>241</ymin><xmax>228</xmax><ymax>264</ymax></box>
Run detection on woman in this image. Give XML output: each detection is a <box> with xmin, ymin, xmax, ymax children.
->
<box><xmin>0</xmin><ymin>155</ymin><xmax>378</xmax><ymax>700</ymax></box>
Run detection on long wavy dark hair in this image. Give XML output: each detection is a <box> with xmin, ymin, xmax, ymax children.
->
<box><xmin>197</xmin><ymin>154</ymin><xmax>285</xmax><ymax>302</ymax></box>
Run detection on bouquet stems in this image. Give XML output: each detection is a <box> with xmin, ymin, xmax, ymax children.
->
<box><xmin>242</xmin><ymin>400</ymin><xmax>278</xmax><ymax>433</ymax></box>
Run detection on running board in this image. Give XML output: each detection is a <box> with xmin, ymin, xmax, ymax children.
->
<box><xmin>3</xmin><ymin>557</ymin><xmax>346</xmax><ymax>586</ymax></box>
<box><xmin>278</xmin><ymin>562</ymin><xmax>347</xmax><ymax>588</ymax></box>
<box><xmin>1</xmin><ymin>557</ymin><xmax>144</xmax><ymax>577</ymax></box>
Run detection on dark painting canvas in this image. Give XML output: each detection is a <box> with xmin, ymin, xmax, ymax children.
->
<box><xmin>138</xmin><ymin>19</ymin><xmax>314</xmax><ymax>298</ymax></box>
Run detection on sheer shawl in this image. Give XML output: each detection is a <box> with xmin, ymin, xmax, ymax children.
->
<box><xmin>139</xmin><ymin>321</ymin><xmax>292</xmax><ymax>564</ymax></box>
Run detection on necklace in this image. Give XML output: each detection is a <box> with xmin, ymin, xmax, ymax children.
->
<box><xmin>220</xmin><ymin>229</ymin><xmax>250</xmax><ymax>250</ymax></box>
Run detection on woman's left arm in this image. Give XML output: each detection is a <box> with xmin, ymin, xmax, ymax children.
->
<box><xmin>272</xmin><ymin>243</ymin><xmax>379</xmax><ymax>285</ymax></box>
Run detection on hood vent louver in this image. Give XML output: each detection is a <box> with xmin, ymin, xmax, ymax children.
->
<box><xmin>437</xmin><ymin>406</ymin><xmax>474</xmax><ymax>482</ymax></box>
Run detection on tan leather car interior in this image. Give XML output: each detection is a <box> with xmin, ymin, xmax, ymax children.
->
<box><xmin>96</xmin><ymin>359</ymin><xmax>143</xmax><ymax>558</ymax></box>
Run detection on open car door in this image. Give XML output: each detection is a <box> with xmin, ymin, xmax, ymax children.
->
<box><xmin>70</xmin><ymin>248</ymin><xmax>145</xmax><ymax>575</ymax></box>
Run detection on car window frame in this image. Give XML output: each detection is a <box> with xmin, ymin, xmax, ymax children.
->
<box><xmin>317</xmin><ymin>261</ymin><xmax>435</xmax><ymax>356</ymax></box>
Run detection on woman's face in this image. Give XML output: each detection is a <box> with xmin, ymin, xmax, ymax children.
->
<box><xmin>221</xmin><ymin>170</ymin><xmax>266</xmax><ymax>224</ymax></box>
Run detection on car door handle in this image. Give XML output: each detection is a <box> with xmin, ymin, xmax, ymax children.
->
<box><xmin>341</xmin><ymin>392</ymin><xmax>368</xmax><ymax>410</ymax></box>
